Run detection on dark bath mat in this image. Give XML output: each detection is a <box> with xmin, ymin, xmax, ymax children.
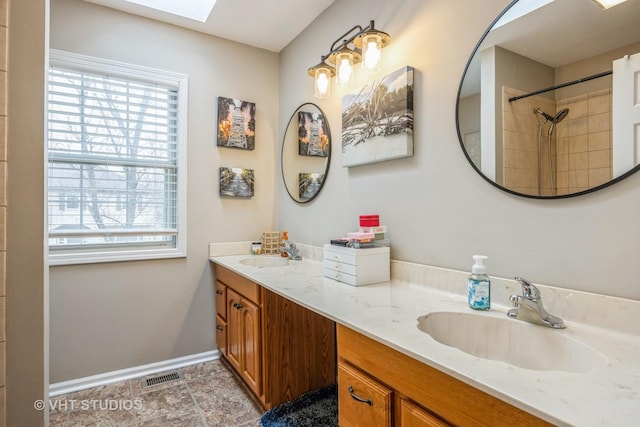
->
<box><xmin>260</xmin><ymin>384</ymin><xmax>338</xmax><ymax>427</ymax></box>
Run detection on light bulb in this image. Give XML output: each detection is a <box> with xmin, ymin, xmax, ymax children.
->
<box><xmin>362</xmin><ymin>34</ymin><xmax>382</xmax><ymax>71</ymax></box>
<box><xmin>337</xmin><ymin>58</ymin><xmax>353</xmax><ymax>85</ymax></box>
<box><xmin>314</xmin><ymin>69</ymin><xmax>331</xmax><ymax>98</ymax></box>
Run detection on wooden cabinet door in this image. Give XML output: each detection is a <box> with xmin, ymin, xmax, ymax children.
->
<box><xmin>399</xmin><ymin>398</ymin><xmax>449</xmax><ymax>427</ymax></box>
<box><xmin>338</xmin><ymin>362</ymin><xmax>392</xmax><ymax>427</ymax></box>
<box><xmin>240</xmin><ymin>297</ymin><xmax>262</xmax><ymax>396</ymax></box>
<box><xmin>215</xmin><ymin>281</ymin><xmax>227</xmax><ymax>319</ymax></box>
<box><xmin>215</xmin><ymin>314</ymin><xmax>227</xmax><ymax>357</ymax></box>
<box><xmin>226</xmin><ymin>288</ymin><xmax>242</xmax><ymax>372</ymax></box>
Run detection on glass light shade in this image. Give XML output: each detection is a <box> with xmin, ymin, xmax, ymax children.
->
<box><xmin>335</xmin><ymin>51</ymin><xmax>354</xmax><ymax>86</ymax></box>
<box><xmin>314</xmin><ymin>67</ymin><xmax>332</xmax><ymax>99</ymax></box>
<box><xmin>362</xmin><ymin>33</ymin><xmax>382</xmax><ymax>71</ymax></box>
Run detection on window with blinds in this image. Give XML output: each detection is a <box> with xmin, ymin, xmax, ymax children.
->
<box><xmin>47</xmin><ymin>50</ymin><xmax>188</xmax><ymax>264</ymax></box>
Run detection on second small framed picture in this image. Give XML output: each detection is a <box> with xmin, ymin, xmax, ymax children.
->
<box><xmin>219</xmin><ymin>167</ymin><xmax>254</xmax><ymax>198</ymax></box>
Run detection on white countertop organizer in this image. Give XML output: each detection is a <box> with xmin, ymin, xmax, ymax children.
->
<box><xmin>323</xmin><ymin>244</ymin><xmax>390</xmax><ymax>286</ymax></box>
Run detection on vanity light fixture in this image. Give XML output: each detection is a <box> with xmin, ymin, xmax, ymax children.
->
<box><xmin>307</xmin><ymin>20</ymin><xmax>390</xmax><ymax>98</ymax></box>
<box><xmin>592</xmin><ymin>0</ymin><xmax>628</xmax><ymax>9</ymax></box>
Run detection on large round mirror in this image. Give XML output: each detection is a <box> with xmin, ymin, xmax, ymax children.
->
<box><xmin>281</xmin><ymin>103</ymin><xmax>331</xmax><ymax>203</ymax></box>
<box><xmin>457</xmin><ymin>0</ymin><xmax>640</xmax><ymax>198</ymax></box>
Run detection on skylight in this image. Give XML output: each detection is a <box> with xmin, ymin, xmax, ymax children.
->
<box><xmin>124</xmin><ymin>0</ymin><xmax>217</xmax><ymax>22</ymax></box>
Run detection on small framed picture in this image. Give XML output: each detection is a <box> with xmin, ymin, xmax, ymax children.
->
<box><xmin>299</xmin><ymin>173</ymin><xmax>325</xmax><ymax>201</ymax></box>
<box><xmin>298</xmin><ymin>111</ymin><xmax>329</xmax><ymax>157</ymax></box>
<box><xmin>219</xmin><ymin>167</ymin><xmax>254</xmax><ymax>198</ymax></box>
<box><xmin>217</xmin><ymin>97</ymin><xmax>256</xmax><ymax>150</ymax></box>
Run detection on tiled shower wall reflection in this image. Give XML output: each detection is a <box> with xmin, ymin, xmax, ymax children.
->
<box><xmin>502</xmin><ymin>86</ymin><xmax>612</xmax><ymax>196</ymax></box>
<box><xmin>555</xmin><ymin>89</ymin><xmax>611</xmax><ymax>195</ymax></box>
<box><xmin>503</xmin><ymin>87</ymin><xmax>555</xmax><ymax>196</ymax></box>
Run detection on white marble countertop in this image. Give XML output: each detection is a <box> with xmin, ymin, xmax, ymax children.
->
<box><xmin>210</xmin><ymin>249</ymin><xmax>640</xmax><ymax>426</ymax></box>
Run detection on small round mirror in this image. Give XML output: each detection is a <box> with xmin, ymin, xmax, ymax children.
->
<box><xmin>281</xmin><ymin>103</ymin><xmax>331</xmax><ymax>203</ymax></box>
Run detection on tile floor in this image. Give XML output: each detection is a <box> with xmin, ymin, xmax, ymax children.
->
<box><xmin>49</xmin><ymin>359</ymin><xmax>264</xmax><ymax>427</ymax></box>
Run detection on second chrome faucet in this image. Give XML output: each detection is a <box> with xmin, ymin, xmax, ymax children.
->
<box><xmin>507</xmin><ymin>277</ymin><xmax>565</xmax><ymax>329</ymax></box>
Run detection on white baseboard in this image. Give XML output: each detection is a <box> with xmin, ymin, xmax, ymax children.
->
<box><xmin>49</xmin><ymin>350</ymin><xmax>220</xmax><ymax>397</ymax></box>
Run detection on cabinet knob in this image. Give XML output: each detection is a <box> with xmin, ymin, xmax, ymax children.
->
<box><xmin>348</xmin><ymin>386</ymin><xmax>373</xmax><ymax>406</ymax></box>
<box><xmin>216</xmin><ymin>325</ymin><xmax>224</xmax><ymax>331</ymax></box>
<box><xmin>233</xmin><ymin>302</ymin><xmax>243</xmax><ymax>310</ymax></box>
<box><xmin>216</xmin><ymin>290</ymin><xmax>223</xmax><ymax>295</ymax></box>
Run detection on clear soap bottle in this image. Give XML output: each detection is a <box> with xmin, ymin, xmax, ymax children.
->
<box><xmin>468</xmin><ymin>255</ymin><xmax>490</xmax><ymax>310</ymax></box>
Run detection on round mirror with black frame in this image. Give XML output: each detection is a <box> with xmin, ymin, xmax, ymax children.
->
<box><xmin>281</xmin><ymin>103</ymin><xmax>331</xmax><ymax>203</ymax></box>
<box><xmin>456</xmin><ymin>0</ymin><xmax>640</xmax><ymax>199</ymax></box>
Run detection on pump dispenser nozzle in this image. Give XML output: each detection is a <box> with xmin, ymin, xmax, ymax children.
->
<box><xmin>472</xmin><ymin>255</ymin><xmax>488</xmax><ymax>274</ymax></box>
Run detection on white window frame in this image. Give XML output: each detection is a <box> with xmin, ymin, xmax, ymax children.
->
<box><xmin>47</xmin><ymin>50</ymin><xmax>188</xmax><ymax>265</ymax></box>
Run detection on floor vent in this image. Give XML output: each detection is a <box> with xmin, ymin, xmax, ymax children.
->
<box><xmin>140</xmin><ymin>371</ymin><xmax>183</xmax><ymax>388</ymax></box>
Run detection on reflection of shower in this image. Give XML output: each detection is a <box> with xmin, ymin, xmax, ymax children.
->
<box><xmin>534</xmin><ymin>107</ymin><xmax>570</xmax><ymax>195</ymax></box>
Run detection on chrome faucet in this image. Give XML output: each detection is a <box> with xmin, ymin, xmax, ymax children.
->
<box><xmin>281</xmin><ymin>241</ymin><xmax>302</xmax><ymax>260</ymax></box>
<box><xmin>507</xmin><ymin>277</ymin><xmax>565</xmax><ymax>329</ymax></box>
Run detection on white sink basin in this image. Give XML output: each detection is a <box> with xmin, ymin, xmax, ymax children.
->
<box><xmin>239</xmin><ymin>256</ymin><xmax>290</xmax><ymax>268</ymax></box>
<box><xmin>417</xmin><ymin>312</ymin><xmax>606</xmax><ymax>373</ymax></box>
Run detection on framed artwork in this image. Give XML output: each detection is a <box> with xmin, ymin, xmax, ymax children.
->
<box><xmin>219</xmin><ymin>167</ymin><xmax>254</xmax><ymax>198</ymax></box>
<box><xmin>298</xmin><ymin>111</ymin><xmax>329</xmax><ymax>157</ymax></box>
<box><xmin>299</xmin><ymin>173</ymin><xmax>325</xmax><ymax>201</ymax></box>
<box><xmin>217</xmin><ymin>97</ymin><xmax>256</xmax><ymax>150</ymax></box>
<box><xmin>341</xmin><ymin>65</ymin><xmax>414</xmax><ymax>167</ymax></box>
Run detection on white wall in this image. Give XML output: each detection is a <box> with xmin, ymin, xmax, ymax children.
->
<box><xmin>49</xmin><ymin>0</ymin><xmax>279</xmax><ymax>382</ymax></box>
<box><xmin>277</xmin><ymin>0</ymin><xmax>640</xmax><ymax>300</ymax></box>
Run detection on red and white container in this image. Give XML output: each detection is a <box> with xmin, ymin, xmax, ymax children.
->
<box><xmin>359</xmin><ymin>214</ymin><xmax>379</xmax><ymax>227</ymax></box>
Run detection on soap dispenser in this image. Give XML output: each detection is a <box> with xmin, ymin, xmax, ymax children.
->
<box><xmin>280</xmin><ymin>231</ymin><xmax>289</xmax><ymax>258</ymax></box>
<box><xmin>468</xmin><ymin>255</ymin><xmax>490</xmax><ymax>310</ymax></box>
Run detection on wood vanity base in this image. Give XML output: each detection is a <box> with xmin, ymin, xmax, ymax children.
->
<box><xmin>337</xmin><ymin>324</ymin><xmax>553</xmax><ymax>427</ymax></box>
<box><xmin>214</xmin><ymin>264</ymin><xmax>336</xmax><ymax>410</ymax></box>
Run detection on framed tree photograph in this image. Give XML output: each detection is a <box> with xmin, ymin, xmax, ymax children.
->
<box><xmin>217</xmin><ymin>97</ymin><xmax>256</xmax><ymax>150</ymax></box>
<box><xmin>298</xmin><ymin>111</ymin><xmax>329</xmax><ymax>157</ymax></box>
<box><xmin>341</xmin><ymin>66</ymin><xmax>414</xmax><ymax>167</ymax></box>
<box><xmin>219</xmin><ymin>167</ymin><xmax>254</xmax><ymax>198</ymax></box>
<box><xmin>299</xmin><ymin>173</ymin><xmax>325</xmax><ymax>201</ymax></box>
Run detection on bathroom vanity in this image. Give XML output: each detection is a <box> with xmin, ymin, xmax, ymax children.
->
<box><xmin>214</xmin><ymin>263</ymin><xmax>336</xmax><ymax>410</ymax></box>
<box><xmin>210</xmin><ymin>247</ymin><xmax>640</xmax><ymax>426</ymax></box>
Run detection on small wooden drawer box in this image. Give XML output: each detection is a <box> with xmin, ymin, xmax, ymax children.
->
<box><xmin>323</xmin><ymin>244</ymin><xmax>390</xmax><ymax>286</ymax></box>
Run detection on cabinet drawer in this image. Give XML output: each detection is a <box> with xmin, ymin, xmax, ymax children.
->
<box><xmin>338</xmin><ymin>362</ymin><xmax>392</xmax><ymax>427</ymax></box>
<box><xmin>215</xmin><ymin>314</ymin><xmax>227</xmax><ymax>356</ymax></box>
<box><xmin>324</xmin><ymin>268</ymin><xmax>358</xmax><ymax>286</ymax></box>
<box><xmin>215</xmin><ymin>264</ymin><xmax>260</xmax><ymax>303</ymax></box>
<box><xmin>323</xmin><ymin>259</ymin><xmax>357</xmax><ymax>275</ymax></box>
<box><xmin>215</xmin><ymin>281</ymin><xmax>227</xmax><ymax>319</ymax></box>
<box><xmin>324</xmin><ymin>250</ymin><xmax>357</xmax><ymax>265</ymax></box>
<box><xmin>400</xmin><ymin>398</ymin><xmax>449</xmax><ymax>427</ymax></box>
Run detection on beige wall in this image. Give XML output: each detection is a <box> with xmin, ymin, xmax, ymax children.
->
<box><xmin>49</xmin><ymin>0</ymin><xmax>278</xmax><ymax>382</ymax></box>
<box><xmin>277</xmin><ymin>0</ymin><xmax>640</xmax><ymax>300</ymax></box>
<box><xmin>0</xmin><ymin>0</ymin><xmax>6</xmax><ymax>423</ymax></box>
<box><xmin>7</xmin><ymin>0</ymin><xmax>48</xmax><ymax>425</ymax></box>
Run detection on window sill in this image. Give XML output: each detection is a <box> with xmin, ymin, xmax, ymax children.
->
<box><xmin>48</xmin><ymin>247</ymin><xmax>187</xmax><ymax>266</ymax></box>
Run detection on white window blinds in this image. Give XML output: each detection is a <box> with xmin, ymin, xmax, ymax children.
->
<box><xmin>47</xmin><ymin>51</ymin><xmax>187</xmax><ymax>264</ymax></box>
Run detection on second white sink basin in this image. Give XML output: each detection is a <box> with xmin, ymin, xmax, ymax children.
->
<box><xmin>417</xmin><ymin>312</ymin><xmax>606</xmax><ymax>373</ymax></box>
<box><xmin>240</xmin><ymin>256</ymin><xmax>290</xmax><ymax>268</ymax></box>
